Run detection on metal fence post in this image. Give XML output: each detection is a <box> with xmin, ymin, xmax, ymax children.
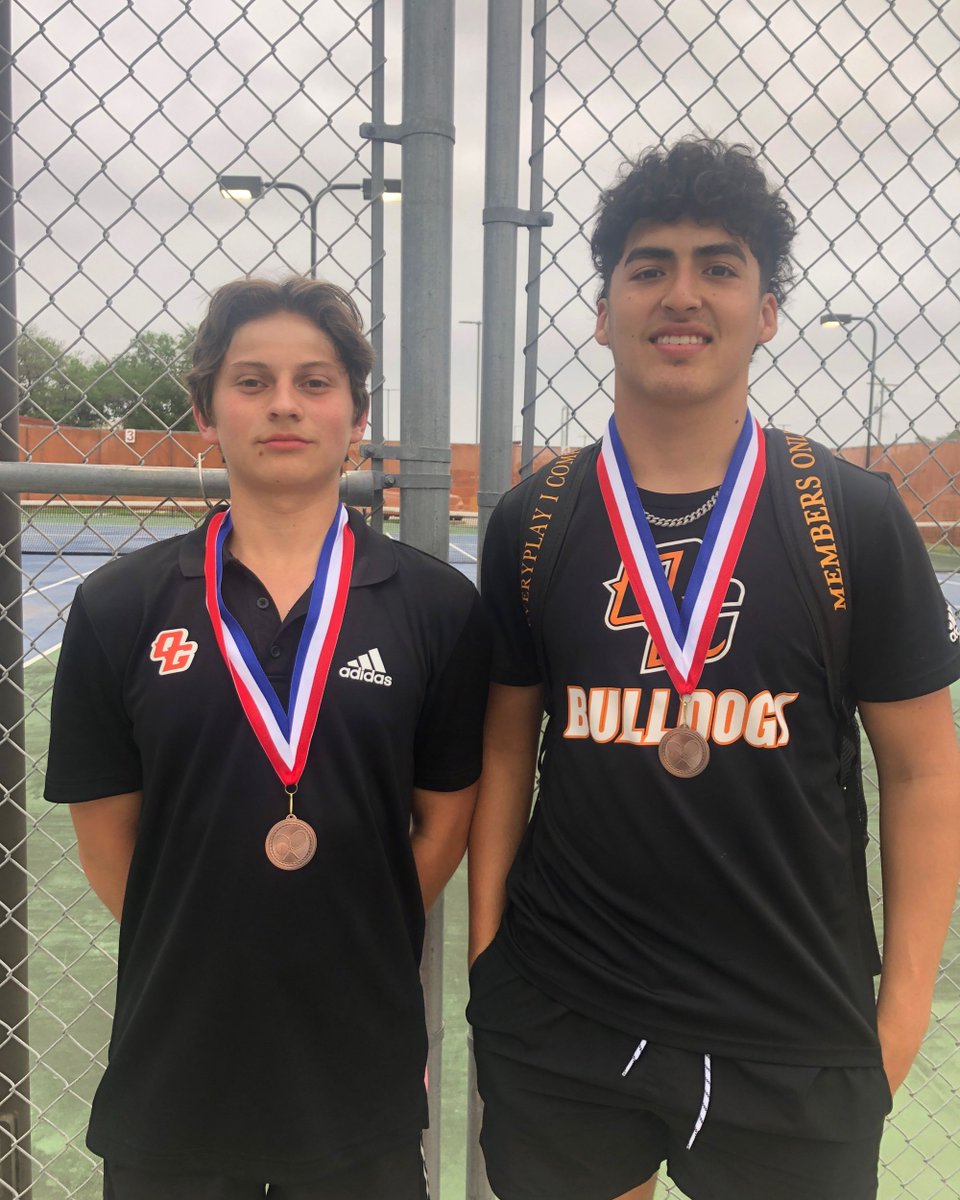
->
<box><xmin>519</xmin><ymin>0</ymin><xmax>549</xmax><ymax>481</ymax></box>
<box><xmin>0</xmin><ymin>2</ymin><xmax>31</xmax><ymax>1194</ymax></box>
<box><xmin>397</xmin><ymin>1</ymin><xmax>456</xmax><ymax>1193</ymax></box>
<box><xmin>467</xmin><ymin>1</ymin><xmax>531</xmax><ymax>1195</ymax></box>
<box><xmin>367</xmin><ymin>0</ymin><xmax>387</xmax><ymax>535</ymax></box>
<box><xmin>476</xmin><ymin>0</ymin><xmax>524</xmax><ymax>555</ymax></box>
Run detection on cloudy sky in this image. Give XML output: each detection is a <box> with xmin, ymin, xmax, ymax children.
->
<box><xmin>11</xmin><ymin>0</ymin><xmax>960</xmax><ymax>449</ymax></box>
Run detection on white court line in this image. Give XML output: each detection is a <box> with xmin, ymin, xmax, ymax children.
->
<box><xmin>385</xmin><ymin>530</ymin><xmax>479</xmax><ymax>565</ymax></box>
<box><xmin>23</xmin><ymin>566</ymin><xmax>98</xmax><ymax>598</ymax></box>
<box><xmin>24</xmin><ymin>642</ymin><xmax>62</xmax><ymax>669</ymax></box>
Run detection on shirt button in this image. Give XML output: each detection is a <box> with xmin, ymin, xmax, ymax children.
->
<box><xmin>257</xmin><ymin>596</ymin><xmax>270</xmax><ymax>610</ymax></box>
<box><xmin>269</xmin><ymin>645</ymin><xmax>281</xmax><ymax>659</ymax></box>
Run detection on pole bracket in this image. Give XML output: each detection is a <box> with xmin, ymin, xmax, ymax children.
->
<box><xmin>394</xmin><ymin>474</ymin><xmax>452</xmax><ymax>490</ymax></box>
<box><xmin>361</xmin><ymin>444</ymin><xmax>451</xmax><ymax>463</ymax></box>
<box><xmin>482</xmin><ymin>206</ymin><xmax>553</xmax><ymax>227</ymax></box>
<box><xmin>360</xmin><ymin>120</ymin><xmax>456</xmax><ymax>144</ymax></box>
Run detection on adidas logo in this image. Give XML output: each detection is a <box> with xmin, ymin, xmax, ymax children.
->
<box><xmin>339</xmin><ymin>647</ymin><xmax>393</xmax><ymax>687</ymax></box>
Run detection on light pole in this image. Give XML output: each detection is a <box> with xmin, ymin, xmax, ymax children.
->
<box><xmin>384</xmin><ymin>387</ymin><xmax>399</xmax><ymax>442</ymax></box>
<box><xmin>218</xmin><ymin>174</ymin><xmax>401</xmax><ymax>277</ymax></box>
<box><xmin>459</xmin><ymin>319</ymin><xmax>482</xmax><ymax>443</ymax></box>
<box><xmin>821</xmin><ymin>311</ymin><xmax>879</xmax><ymax>467</ymax></box>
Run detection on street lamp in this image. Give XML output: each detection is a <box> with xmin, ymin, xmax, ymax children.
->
<box><xmin>217</xmin><ymin>174</ymin><xmax>402</xmax><ymax>278</ymax></box>
<box><xmin>459</xmin><ymin>319</ymin><xmax>481</xmax><ymax>443</ymax></box>
<box><xmin>820</xmin><ymin>311</ymin><xmax>879</xmax><ymax>467</ymax></box>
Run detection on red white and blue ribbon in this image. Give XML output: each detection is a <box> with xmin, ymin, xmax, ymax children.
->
<box><xmin>597</xmin><ymin>413</ymin><xmax>765</xmax><ymax>696</ymax></box>
<box><xmin>204</xmin><ymin>505</ymin><xmax>354</xmax><ymax>785</ymax></box>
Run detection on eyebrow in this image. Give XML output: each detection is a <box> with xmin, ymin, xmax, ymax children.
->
<box><xmin>622</xmin><ymin>241</ymin><xmax>748</xmax><ymax>267</ymax></box>
<box><xmin>225</xmin><ymin>359</ymin><xmax>343</xmax><ymax>372</ymax></box>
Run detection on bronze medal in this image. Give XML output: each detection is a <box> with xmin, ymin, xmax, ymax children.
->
<box><xmin>658</xmin><ymin>724</ymin><xmax>710</xmax><ymax>778</ymax></box>
<box><xmin>265</xmin><ymin>814</ymin><xmax>317</xmax><ymax>870</ymax></box>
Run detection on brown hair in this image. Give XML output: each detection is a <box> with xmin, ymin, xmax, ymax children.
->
<box><xmin>186</xmin><ymin>276</ymin><xmax>374</xmax><ymax>423</ymax></box>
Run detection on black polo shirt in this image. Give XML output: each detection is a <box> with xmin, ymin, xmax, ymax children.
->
<box><xmin>478</xmin><ymin>457</ymin><xmax>959</xmax><ymax>1067</ymax></box>
<box><xmin>45</xmin><ymin>505</ymin><xmax>489</xmax><ymax>1181</ymax></box>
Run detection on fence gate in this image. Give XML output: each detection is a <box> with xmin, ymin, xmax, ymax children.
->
<box><xmin>0</xmin><ymin>0</ymin><xmax>460</xmax><ymax>1196</ymax></box>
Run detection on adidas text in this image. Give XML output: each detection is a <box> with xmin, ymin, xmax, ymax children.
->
<box><xmin>339</xmin><ymin>648</ymin><xmax>392</xmax><ymax>687</ymax></box>
<box><xmin>339</xmin><ymin>665</ymin><xmax>393</xmax><ymax>687</ymax></box>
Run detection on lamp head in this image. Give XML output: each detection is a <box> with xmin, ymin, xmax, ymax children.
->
<box><xmin>820</xmin><ymin>312</ymin><xmax>853</xmax><ymax>328</ymax></box>
<box><xmin>218</xmin><ymin>175</ymin><xmax>265</xmax><ymax>203</ymax></box>
<box><xmin>362</xmin><ymin>177</ymin><xmax>402</xmax><ymax>203</ymax></box>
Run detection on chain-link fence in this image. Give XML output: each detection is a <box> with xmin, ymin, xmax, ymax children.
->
<box><xmin>0</xmin><ymin>0</ymin><xmax>466</xmax><ymax>1196</ymax></box>
<box><xmin>472</xmin><ymin>1</ymin><xmax>958</xmax><ymax>1197</ymax></box>
<box><xmin>2</xmin><ymin>0</ymin><xmax>959</xmax><ymax>1198</ymax></box>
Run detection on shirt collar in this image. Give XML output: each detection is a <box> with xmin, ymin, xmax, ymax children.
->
<box><xmin>179</xmin><ymin>503</ymin><xmax>398</xmax><ymax>587</ymax></box>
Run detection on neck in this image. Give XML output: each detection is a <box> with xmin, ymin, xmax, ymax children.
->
<box><xmin>612</xmin><ymin>399</ymin><xmax>750</xmax><ymax>492</ymax></box>
<box><xmin>225</xmin><ymin>483</ymin><xmax>341</xmax><ymax>570</ymax></box>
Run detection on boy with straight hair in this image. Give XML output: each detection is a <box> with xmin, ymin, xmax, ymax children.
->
<box><xmin>469</xmin><ymin>138</ymin><xmax>960</xmax><ymax>1200</ymax></box>
<box><xmin>46</xmin><ymin>276</ymin><xmax>489</xmax><ymax>1199</ymax></box>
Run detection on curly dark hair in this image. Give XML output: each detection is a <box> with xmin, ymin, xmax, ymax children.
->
<box><xmin>186</xmin><ymin>276</ymin><xmax>374</xmax><ymax>424</ymax></box>
<box><xmin>590</xmin><ymin>138</ymin><xmax>796</xmax><ymax>304</ymax></box>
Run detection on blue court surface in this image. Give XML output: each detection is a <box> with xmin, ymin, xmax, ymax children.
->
<box><xmin>19</xmin><ymin>524</ymin><xmax>481</xmax><ymax>662</ymax></box>
<box><xmin>19</xmin><ymin>550</ymin><xmax>954</xmax><ymax>665</ymax></box>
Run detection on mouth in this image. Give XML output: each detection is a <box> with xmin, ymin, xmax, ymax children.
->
<box><xmin>259</xmin><ymin>435</ymin><xmax>311</xmax><ymax>451</ymax></box>
<box><xmin>650</xmin><ymin>334</ymin><xmax>711</xmax><ymax>346</ymax></box>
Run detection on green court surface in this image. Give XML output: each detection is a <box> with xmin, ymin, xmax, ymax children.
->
<box><xmin>19</xmin><ymin>660</ymin><xmax>960</xmax><ymax>1199</ymax></box>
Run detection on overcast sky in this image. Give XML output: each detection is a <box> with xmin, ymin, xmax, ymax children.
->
<box><xmin>12</xmin><ymin>0</ymin><xmax>960</xmax><ymax>448</ymax></box>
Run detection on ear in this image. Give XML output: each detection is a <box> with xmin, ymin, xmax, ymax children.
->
<box><xmin>756</xmin><ymin>293</ymin><xmax>778</xmax><ymax>347</ymax></box>
<box><xmin>595</xmin><ymin>297</ymin><xmax>610</xmax><ymax>347</ymax></box>
<box><xmin>349</xmin><ymin>407</ymin><xmax>368</xmax><ymax>448</ymax></box>
<box><xmin>194</xmin><ymin>404</ymin><xmax>219</xmax><ymax>446</ymax></box>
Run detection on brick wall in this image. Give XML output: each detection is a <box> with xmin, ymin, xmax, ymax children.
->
<box><xmin>17</xmin><ymin>419</ymin><xmax>959</xmax><ymax>544</ymax></box>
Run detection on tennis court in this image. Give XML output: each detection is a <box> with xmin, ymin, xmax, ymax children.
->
<box><xmin>12</xmin><ymin>505</ymin><xmax>960</xmax><ymax>1199</ymax></box>
<box><xmin>16</xmin><ymin>504</ymin><xmax>480</xmax><ymax>670</ymax></box>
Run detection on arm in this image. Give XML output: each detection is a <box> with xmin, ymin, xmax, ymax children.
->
<box><xmin>70</xmin><ymin>791</ymin><xmax>143</xmax><ymax>922</ymax></box>
<box><xmin>467</xmin><ymin>682</ymin><xmax>544</xmax><ymax>965</ymax></box>
<box><xmin>858</xmin><ymin>687</ymin><xmax>960</xmax><ymax>1094</ymax></box>
<box><xmin>410</xmin><ymin>783</ymin><xmax>478</xmax><ymax>913</ymax></box>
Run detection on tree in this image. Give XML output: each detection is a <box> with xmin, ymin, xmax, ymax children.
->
<box><xmin>84</xmin><ymin>328</ymin><xmax>197</xmax><ymax>432</ymax></box>
<box><xmin>18</xmin><ymin>329</ymin><xmax>102</xmax><ymax>426</ymax></box>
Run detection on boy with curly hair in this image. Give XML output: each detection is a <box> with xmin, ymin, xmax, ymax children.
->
<box><xmin>468</xmin><ymin>139</ymin><xmax>960</xmax><ymax>1200</ymax></box>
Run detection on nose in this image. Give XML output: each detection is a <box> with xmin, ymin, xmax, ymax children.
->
<box><xmin>661</xmin><ymin>266</ymin><xmax>702</xmax><ymax>313</ymax></box>
<box><xmin>267</xmin><ymin>377</ymin><xmax>303</xmax><ymax>419</ymax></box>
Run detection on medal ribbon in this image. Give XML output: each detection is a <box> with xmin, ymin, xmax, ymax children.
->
<box><xmin>203</xmin><ymin>505</ymin><xmax>354</xmax><ymax>785</ymax></box>
<box><xmin>597</xmin><ymin>413</ymin><xmax>765</xmax><ymax>697</ymax></box>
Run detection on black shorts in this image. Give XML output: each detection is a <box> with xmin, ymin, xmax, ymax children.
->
<box><xmin>468</xmin><ymin>936</ymin><xmax>891</xmax><ymax>1200</ymax></box>
<box><xmin>103</xmin><ymin>1137</ymin><xmax>429</xmax><ymax>1200</ymax></box>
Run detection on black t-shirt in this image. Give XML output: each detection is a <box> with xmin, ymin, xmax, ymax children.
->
<box><xmin>45</xmin><ymin>506</ymin><xmax>490</xmax><ymax>1180</ymax></box>
<box><xmin>480</xmin><ymin>455</ymin><xmax>959</xmax><ymax>1067</ymax></box>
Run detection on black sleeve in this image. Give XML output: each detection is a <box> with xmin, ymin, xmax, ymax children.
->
<box><xmin>44</xmin><ymin>587</ymin><xmax>143</xmax><ymax>803</ymax></box>
<box><xmin>413</xmin><ymin>588</ymin><xmax>491</xmax><ymax>792</ymax></box>
<box><xmin>479</xmin><ymin>490</ymin><xmax>541</xmax><ymax>686</ymax></box>
<box><xmin>846</xmin><ymin>470</ymin><xmax>960</xmax><ymax>702</ymax></box>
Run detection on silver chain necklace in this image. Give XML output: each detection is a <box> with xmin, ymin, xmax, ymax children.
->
<box><xmin>644</xmin><ymin>488</ymin><xmax>720</xmax><ymax>528</ymax></box>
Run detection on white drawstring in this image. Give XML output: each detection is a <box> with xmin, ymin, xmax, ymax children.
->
<box><xmin>619</xmin><ymin>1041</ymin><xmax>713</xmax><ymax>1150</ymax></box>
<box><xmin>685</xmin><ymin>1054</ymin><xmax>712</xmax><ymax>1150</ymax></box>
<box><xmin>621</xmin><ymin>1039</ymin><xmax>647</xmax><ymax>1077</ymax></box>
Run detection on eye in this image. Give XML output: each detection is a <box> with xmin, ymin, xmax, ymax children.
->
<box><xmin>301</xmin><ymin>376</ymin><xmax>332</xmax><ymax>391</ymax></box>
<box><xmin>236</xmin><ymin>375</ymin><xmax>265</xmax><ymax>390</ymax></box>
<box><xmin>705</xmin><ymin>263</ymin><xmax>736</xmax><ymax>278</ymax></box>
<box><xmin>630</xmin><ymin>266</ymin><xmax>664</xmax><ymax>281</ymax></box>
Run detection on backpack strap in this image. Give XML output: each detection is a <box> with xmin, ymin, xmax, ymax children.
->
<box><xmin>763</xmin><ymin>428</ymin><xmax>852</xmax><ymax>721</ymax></box>
<box><xmin>764</xmin><ymin>428</ymin><xmax>878</xmax><ymax>970</ymax></box>
<box><xmin>520</xmin><ymin>442</ymin><xmax>600</xmax><ymax>692</ymax></box>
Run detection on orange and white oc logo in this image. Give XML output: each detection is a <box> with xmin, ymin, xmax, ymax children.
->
<box><xmin>150</xmin><ymin>628</ymin><xmax>198</xmax><ymax>675</ymax></box>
